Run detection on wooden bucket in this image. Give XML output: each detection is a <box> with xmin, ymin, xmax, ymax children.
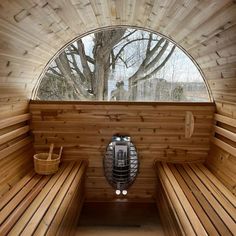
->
<box><xmin>34</xmin><ymin>144</ymin><xmax>63</xmax><ymax>175</ymax></box>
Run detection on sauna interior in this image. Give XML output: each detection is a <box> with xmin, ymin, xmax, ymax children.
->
<box><xmin>0</xmin><ymin>1</ymin><xmax>235</xmax><ymax>235</ymax></box>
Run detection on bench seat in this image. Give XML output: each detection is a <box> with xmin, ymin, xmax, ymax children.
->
<box><xmin>155</xmin><ymin>162</ymin><xmax>236</xmax><ymax>236</ymax></box>
<box><xmin>0</xmin><ymin>161</ymin><xmax>87</xmax><ymax>236</ymax></box>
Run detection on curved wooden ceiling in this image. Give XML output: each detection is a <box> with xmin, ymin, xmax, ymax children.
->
<box><xmin>0</xmin><ymin>0</ymin><xmax>235</xmax><ymax>103</ymax></box>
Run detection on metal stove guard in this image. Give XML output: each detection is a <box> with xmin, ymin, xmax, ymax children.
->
<box><xmin>103</xmin><ymin>135</ymin><xmax>139</xmax><ymax>195</ymax></box>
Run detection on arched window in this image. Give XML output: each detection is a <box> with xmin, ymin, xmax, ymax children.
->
<box><xmin>35</xmin><ymin>27</ymin><xmax>210</xmax><ymax>102</ymax></box>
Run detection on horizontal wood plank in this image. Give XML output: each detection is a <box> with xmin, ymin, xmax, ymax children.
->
<box><xmin>1</xmin><ymin>161</ymin><xmax>87</xmax><ymax>236</ymax></box>
<box><xmin>0</xmin><ymin>113</ymin><xmax>30</xmax><ymax>130</ymax></box>
<box><xmin>211</xmin><ymin>136</ymin><xmax>236</xmax><ymax>157</ymax></box>
<box><xmin>155</xmin><ymin>162</ymin><xmax>236</xmax><ymax>235</ymax></box>
<box><xmin>30</xmin><ymin>102</ymin><xmax>214</xmax><ymax>202</ymax></box>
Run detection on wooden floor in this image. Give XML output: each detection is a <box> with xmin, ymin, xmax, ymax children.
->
<box><xmin>76</xmin><ymin>202</ymin><xmax>164</xmax><ymax>236</ymax></box>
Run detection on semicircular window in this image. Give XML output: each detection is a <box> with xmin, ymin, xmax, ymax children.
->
<box><xmin>36</xmin><ymin>27</ymin><xmax>210</xmax><ymax>102</ymax></box>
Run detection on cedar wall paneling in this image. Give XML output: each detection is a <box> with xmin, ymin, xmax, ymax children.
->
<box><xmin>0</xmin><ymin>0</ymin><xmax>235</xmax><ymax>197</ymax></box>
<box><xmin>30</xmin><ymin>101</ymin><xmax>215</xmax><ymax>202</ymax></box>
<box><xmin>186</xmin><ymin>3</ymin><xmax>236</xmax><ymax>195</ymax></box>
<box><xmin>206</xmin><ymin>104</ymin><xmax>236</xmax><ymax>195</ymax></box>
<box><xmin>0</xmin><ymin>0</ymin><xmax>234</xmax><ymax>100</ymax></box>
<box><xmin>0</xmin><ymin>97</ymin><xmax>33</xmax><ymax>197</ymax></box>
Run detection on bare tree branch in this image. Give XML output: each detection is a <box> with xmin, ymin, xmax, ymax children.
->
<box><xmin>76</xmin><ymin>40</ymin><xmax>93</xmax><ymax>81</ymax></box>
<box><xmin>55</xmin><ymin>52</ymin><xmax>93</xmax><ymax>100</ymax></box>
<box><xmin>68</xmin><ymin>45</ymin><xmax>95</xmax><ymax>65</ymax></box>
<box><xmin>142</xmin><ymin>38</ymin><xmax>165</xmax><ymax>65</ymax></box>
<box><xmin>48</xmin><ymin>67</ymin><xmax>62</xmax><ymax>77</ymax></box>
<box><xmin>132</xmin><ymin>45</ymin><xmax>176</xmax><ymax>84</ymax></box>
<box><xmin>146</xmin><ymin>33</ymin><xmax>153</xmax><ymax>56</ymax></box>
<box><xmin>67</xmin><ymin>47</ymin><xmax>87</xmax><ymax>84</ymax></box>
<box><xmin>144</xmin><ymin>40</ymin><xmax>169</xmax><ymax>71</ymax></box>
<box><xmin>113</xmin><ymin>29</ymin><xmax>137</xmax><ymax>50</ymax></box>
<box><xmin>39</xmin><ymin>28</ymin><xmax>176</xmax><ymax>102</ymax></box>
<box><xmin>113</xmin><ymin>38</ymin><xmax>151</xmax><ymax>64</ymax></box>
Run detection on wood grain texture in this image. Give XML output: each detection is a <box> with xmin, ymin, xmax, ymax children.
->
<box><xmin>0</xmin><ymin>0</ymin><xmax>234</xmax><ymax>104</ymax></box>
<box><xmin>206</xmin><ymin>103</ymin><xmax>236</xmax><ymax>196</ymax></box>
<box><xmin>0</xmin><ymin>0</ymin><xmax>235</xmax><ymax>209</ymax></box>
<box><xmin>30</xmin><ymin>101</ymin><xmax>214</xmax><ymax>202</ymax></box>
<box><xmin>155</xmin><ymin>162</ymin><xmax>236</xmax><ymax>236</ymax></box>
<box><xmin>0</xmin><ymin>97</ymin><xmax>33</xmax><ymax>197</ymax></box>
<box><xmin>0</xmin><ymin>161</ymin><xmax>87</xmax><ymax>236</ymax></box>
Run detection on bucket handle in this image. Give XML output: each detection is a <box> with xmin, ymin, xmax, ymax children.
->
<box><xmin>47</xmin><ymin>143</ymin><xmax>54</xmax><ymax>161</ymax></box>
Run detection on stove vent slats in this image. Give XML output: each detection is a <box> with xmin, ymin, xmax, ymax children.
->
<box><xmin>104</xmin><ymin>135</ymin><xmax>139</xmax><ymax>193</ymax></box>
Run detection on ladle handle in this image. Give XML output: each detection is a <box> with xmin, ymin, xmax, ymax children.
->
<box><xmin>48</xmin><ymin>143</ymin><xmax>54</xmax><ymax>160</ymax></box>
<box><xmin>59</xmin><ymin>146</ymin><xmax>63</xmax><ymax>159</ymax></box>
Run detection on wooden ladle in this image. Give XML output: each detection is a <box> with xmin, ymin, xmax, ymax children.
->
<box><xmin>58</xmin><ymin>146</ymin><xmax>63</xmax><ymax>159</ymax></box>
<box><xmin>47</xmin><ymin>143</ymin><xmax>54</xmax><ymax>161</ymax></box>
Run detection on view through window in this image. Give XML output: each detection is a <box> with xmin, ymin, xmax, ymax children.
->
<box><xmin>36</xmin><ymin>27</ymin><xmax>210</xmax><ymax>102</ymax></box>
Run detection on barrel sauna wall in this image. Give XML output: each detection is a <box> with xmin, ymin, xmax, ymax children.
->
<box><xmin>0</xmin><ymin>97</ymin><xmax>33</xmax><ymax>197</ymax></box>
<box><xmin>0</xmin><ymin>1</ymin><xmax>235</xmax><ymax>197</ymax></box>
<box><xmin>30</xmin><ymin>101</ymin><xmax>215</xmax><ymax>201</ymax></box>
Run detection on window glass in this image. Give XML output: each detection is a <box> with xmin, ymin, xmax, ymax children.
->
<box><xmin>35</xmin><ymin>28</ymin><xmax>210</xmax><ymax>102</ymax></box>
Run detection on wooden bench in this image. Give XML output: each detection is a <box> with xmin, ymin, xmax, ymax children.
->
<box><xmin>154</xmin><ymin>162</ymin><xmax>236</xmax><ymax>236</ymax></box>
<box><xmin>0</xmin><ymin>161</ymin><xmax>87</xmax><ymax>236</ymax></box>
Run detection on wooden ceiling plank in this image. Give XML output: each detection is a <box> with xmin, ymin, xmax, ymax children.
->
<box><xmin>146</xmin><ymin>0</ymin><xmax>173</xmax><ymax>31</ymax></box>
<box><xmin>14</xmin><ymin>0</ymin><xmax>75</xmax><ymax>43</ymax></box>
<box><xmin>173</xmin><ymin>0</ymin><xmax>233</xmax><ymax>43</ymax></box>
<box><xmin>0</xmin><ymin>0</ymin><xmax>67</xmax><ymax>50</ymax></box>
<box><xmin>163</xmin><ymin>0</ymin><xmax>200</xmax><ymax>35</ymax></box>
<box><xmin>180</xmin><ymin>3</ymin><xmax>236</xmax><ymax>49</ymax></box>
<box><xmin>189</xmin><ymin>25</ymin><xmax>236</xmax><ymax>59</ymax></box>
<box><xmin>0</xmin><ymin>0</ymin><xmax>234</xmax><ymax>102</ymax></box>
<box><xmin>89</xmin><ymin>0</ymin><xmax>110</xmax><ymax>27</ymax></box>
<box><xmin>0</xmin><ymin>19</ymin><xmax>56</xmax><ymax>54</ymax></box>
<box><xmin>196</xmin><ymin>44</ymin><xmax>236</xmax><ymax>69</ymax></box>
<box><xmin>48</xmin><ymin>0</ymin><xmax>86</xmax><ymax>33</ymax></box>
<box><xmin>136</xmin><ymin>0</ymin><xmax>155</xmax><ymax>27</ymax></box>
<box><xmin>71</xmin><ymin>0</ymin><xmax>99</xmax><ymax>29</ymax></box>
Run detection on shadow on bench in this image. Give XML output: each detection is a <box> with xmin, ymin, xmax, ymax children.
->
<box><xmin>0</xmin><ymin>161</ymin><xmax>87</xmax><ymax>236</ymax></box>
<box><xmin>154</xmin><ymin>162</ymin><xmax>236</xmax><ymax>236</ymax></box>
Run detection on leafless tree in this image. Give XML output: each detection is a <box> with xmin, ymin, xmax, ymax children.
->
<box><xmin>38</xmin><ymin>28</ymin><xmax>176</xmax><ymax>101</ymax></box>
